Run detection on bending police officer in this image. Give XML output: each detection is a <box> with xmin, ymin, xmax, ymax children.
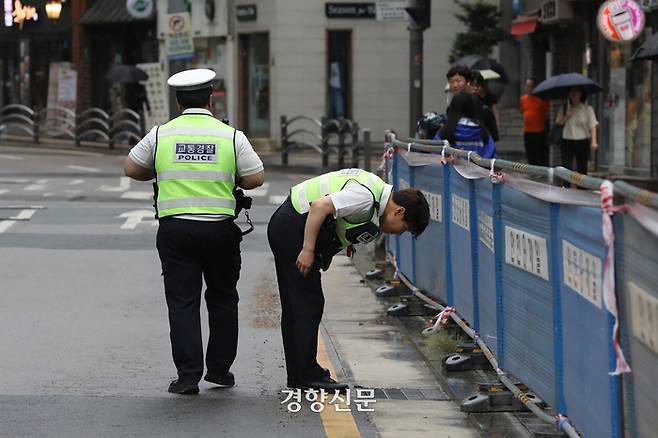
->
<box><xmin>267</xmin><ymin>169</ymin><xmax>430</xmax><ymax>391</ymax></box>
<box><xmin>124</xmin><ymin>68</ymin><xmax>265</xmax><ymax>395</ymax></box>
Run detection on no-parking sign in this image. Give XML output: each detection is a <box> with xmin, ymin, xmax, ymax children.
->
<box><xmin>165</xmin><ymin>12</ymin><xmax>194</xmax><ymax>60</ymax></box>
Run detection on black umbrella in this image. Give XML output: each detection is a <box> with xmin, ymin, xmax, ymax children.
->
<box><xmin>631</xmin><ymin>32</ymin><xmax>658</xmax><ymax>61</ymax></box>
<box><xmin>531</xmin><ymin>73</ymin><xmax>602</xmax><ymax>100</ymax></box>
<box><xmin>454</xmin><ymin>55</ymin><xmax>509</xmax><ymax>83</ymax></box>
<box><xmin>105</xmin><ymin>64</ymin><xmax>148</xmax><ymax>83</ymax></box>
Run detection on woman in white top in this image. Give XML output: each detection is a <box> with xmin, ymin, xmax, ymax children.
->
<box><xmin>555</xmin><ymin>86</ymin><xmax>599</xmax><ymax>176</ymax></box>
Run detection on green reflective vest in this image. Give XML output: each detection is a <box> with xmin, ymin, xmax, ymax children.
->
<box><xmin>290</xmin><ymin>169</ymin><xmax>387</xmax><ymax>248</ymax></box>
<box><xmin>154</xmin><ymin>113</ymin><xmax>236</xmax><ymax>218</ymax></box>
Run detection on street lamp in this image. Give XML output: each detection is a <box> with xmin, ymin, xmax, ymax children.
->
<box><xmin>45</xmin><ymin>1</ymin><xmax>62</xmax><ymax>21</ymax></box>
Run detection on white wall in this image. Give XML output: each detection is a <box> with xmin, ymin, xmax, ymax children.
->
<box><xmin>232</xmin><ymin>0</ymin><xmax>475</xmax><ymax>143</ymax></box>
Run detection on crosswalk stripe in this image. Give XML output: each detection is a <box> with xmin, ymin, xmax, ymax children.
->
<box><xmin>268</xmin><ymin>195</ymin><xmax>288</xmax><ymax>205</ymax></box>
<box><xmin>120</xmin><ymin>191</ymin><xmax>152</xmax><ymax>200</ymax></box>
<box><xmin>10</xmin><ymin>209</ymin><xmax>36</xmax><ymax>220</ymax></box>
<box><xmin>68</xmin><ymin>165</ymin><xmax>100</xmax><ymax>173</ymax></box>
<box><xmin>0</xmin><ymin>220</ymin><xmax>15</xmax><ymax>234</ymax></box>
<box><xmin>24</xmin><ymin>179</ymin><xmax>49</xmax><ymax>191</ymax></box>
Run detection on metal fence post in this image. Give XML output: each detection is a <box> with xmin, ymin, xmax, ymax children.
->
<box><xmin>280</xmin><ymin>115</ymin><xmax>288</xmax><ymax>166</ymax></box>
<box><xmin>364</xmin><ymin>129</ymin><xmax>371</xmax><ymax>171</ymax></box>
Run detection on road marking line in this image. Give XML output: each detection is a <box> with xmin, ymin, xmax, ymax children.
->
<box><xmin>0</xmin><ymin>189</ymin><xmax>8</xmax><ymax>195</ymax></box>
<box><xmin>98</xmin><ymin>176</ymin><xmax>131</xmax><ymax>192</ymax></box>
<box><xmin>24</xmin><ymin>179</ymin><xmax>50</xmax><ymax>191</ymax></box>
<box><xmin>0</xmin><ymin>154</ymin><xmax>22</xmax><ymax>160</ymax></box>
<box><xmin>244</xmin><ymin>182</ymin><xmax>270</xmax><ymax>197</ymax></box>
<box><xmin>9</xmin><ymin>209</ymin><xmax>36</xmax><ymax>220</ymax></box>
<box><xmin>317</xmin><ymin>333</ymin><xmax>361</xmax><ymax>438</ymax></box>
<box><xmin>119</xmin><ymin>210</ymin><xmax>156</xmax><ymax>230</ymax></box>
<box><xmin>69</xmin><ymin>165</ymin><xmax>101</xmax><ymax>173</ymax></box>
<box><xmin>68</xmin><ymin>179</ymin><xmax>85</xmax><ymax>185</ymax></box>
<box><xmin>269</xmin><ymin>195</ymin><xmax>288</xmax><ymax>205</ymax></box>
<box><xmin>120</xmin><ymin>191</ymin><xmax>152</xmax><ymax>200</ymax></box>
<box><xmin>0</xmin><ymin>220</ymin><xmax>16</xmax><ymax>234</ymax></box>
<box><xmin>0</xmin><ymin>178</ymin><xmax>29</xmax><ymax>183</ymax></box>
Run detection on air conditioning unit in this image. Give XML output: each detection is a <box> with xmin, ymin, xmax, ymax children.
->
<box><xmin>539</xmin><ymin>0</ymin><xmax>574</xmax><ymax>23</ymax></box>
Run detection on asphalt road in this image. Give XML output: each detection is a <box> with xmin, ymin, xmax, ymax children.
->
<box><xmin>0</xmin><ymin>145</ymin><xmax>341</xmax><ymax>437</ymax></box>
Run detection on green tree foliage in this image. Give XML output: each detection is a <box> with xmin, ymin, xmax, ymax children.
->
<box><xmin>449</xmin><ymin>0</ymin><xmax>505</xmax><ymax>63</ymax></box>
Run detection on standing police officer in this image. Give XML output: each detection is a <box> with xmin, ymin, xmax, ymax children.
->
<box><xmin>267</xmin><ymin>169</ymin><xmax>429</xmax><ymax>391</ymax></box>
<box><xmin>124</xmin><ymin>69</ymin><xmax>265</xmax><ymax>395</ymax></box>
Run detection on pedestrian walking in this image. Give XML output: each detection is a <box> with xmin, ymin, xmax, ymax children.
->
<box><xmin>520</xmin><ymin>77</ymin><xmax>550</xmax><ymax>166</ymax></box>
<box><xmin>123</xmin><ymin>68</ymin><xmax>265</xmax><ymax>395</ymax></box>
<box><xmin>434</xmin><ymin>91</ymin><xmax>496</xmax><ymax>159</ymax></box>
<box><xmin>267</xmin><ymin>169</ymin><xmax>429</xmax><ymax>391</ymax></box>
<box><xmin>555</xmin><ymin>86</ymin><xmax>599</xmax><ymax>175</ymax></box>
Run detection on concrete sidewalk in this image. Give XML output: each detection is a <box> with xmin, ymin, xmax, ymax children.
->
<box><xmin>321</xmin><ymin>255</ymin><xmax>480</xmax><ymax>438</ymax></box>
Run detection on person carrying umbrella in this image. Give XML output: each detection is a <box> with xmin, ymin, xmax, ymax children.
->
<box><xmin>555</xmin><ymin>86</ymin><xmax>599</xmax><ymax>176</ymax></box>
<box><xmin>532</xmin><ymin>73</ymin><xmax>602</xmax><ymax>177</ymax></box>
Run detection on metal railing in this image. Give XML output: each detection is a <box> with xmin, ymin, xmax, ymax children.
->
<box><xmin>0</xmin><ymin>104</ymin><xmax>145</xmax><ymax>149</ymax></box>
<box><xmin>280</xmin><ymin>115</ymin><xmax>371</xmax><ymax>169</ymax></box>
<box><xmin>380</xmin><ymin>132</ymin><xmax>658</xmax><ymax>438</ymax></box>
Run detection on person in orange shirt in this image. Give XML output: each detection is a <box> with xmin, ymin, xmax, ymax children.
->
<box><xmin>519</xmin><ymin>77</ymin><xmax>550</xmax><ymax>166</ymax></box>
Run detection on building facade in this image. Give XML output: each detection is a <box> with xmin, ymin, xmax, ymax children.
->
<box><xmin>156</xmin><ymin>0</ymin><xmax>478</xmax><ymax>147</ymax></box>
<box><xmin>0</xmin><ymin>0</ymin><xmax>73</xmax><ymax>109</ymax></box>
<box><xmin>504</xmin><ymin>0</ymin><xmax>658</xmax><ymax>178</ymax></box>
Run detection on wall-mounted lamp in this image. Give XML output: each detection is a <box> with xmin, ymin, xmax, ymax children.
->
<box><xmin>45</xmin><ymin>0</ymin><xmax>62</xmax><ymax>21</ymax></box>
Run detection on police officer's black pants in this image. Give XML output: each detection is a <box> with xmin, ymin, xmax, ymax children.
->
<box><xmin>156</xmin><ymin>217</ymin><xmax>242</xmax><ymax>384</ymax></box>
<box><xmin>267</xmin><ymin>198</ymin><xmax>327</xmax><ymax>384</ymax></box>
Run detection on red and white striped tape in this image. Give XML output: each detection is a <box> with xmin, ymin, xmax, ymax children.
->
<box><xmin>600</xmin><ymin>180</ymin><xmax>632</xmax><ymax>375</ymax></box>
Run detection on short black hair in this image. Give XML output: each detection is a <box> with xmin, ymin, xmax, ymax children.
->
<box><xmin>446</xmin><ymin>65</ymin><xmax>473</xmax><ymax>82</ymax></box>
<box><xmin>393</xmin><ymin>188</ymin><xmax>430</xmax><ymax>237</ymax></box>
<box><xmin>176</xmin><ymin>87</ymin><xmax>212</xmax><ymax>108</ymax></box>
<box><xmin>470</xmin><ymin>71</ymin><xmax>485</xmax><ymax>86</ymax></box>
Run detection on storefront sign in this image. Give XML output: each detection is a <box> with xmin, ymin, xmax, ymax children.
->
<box><xmin>9</xmin><ymin>0</ymin><xmax>38</xmax><ymax>29</ymax></box>
<box><xmin>126</xmin><ymin>0</ymin><xmax>153</xmax><ymax>20</ymax></box>
<box><xmin>375</xmin><ymin>0</ymin><xmax>407</xmax><ymax>21</ymax></box>
<box><xmin>236</xmin><ymin>4</ymin><xmax>256</xmax><ymax>21</ymax></box>
<box><xmin>597</xmin><ymin>0</ymin><xmax>645</xmax><ymax>42</ymax></box>
<box><xmin>165</xmin><ymin>12</ymin><xmax>194</xmax><ymax>61</ymax></box>
<box><xmin>326</xmin><ymin>2</ymin><xmax>375</xmax><ymax>19</ymax></box>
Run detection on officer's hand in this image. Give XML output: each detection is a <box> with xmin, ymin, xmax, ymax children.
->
<box><xmin>296</xmin><ymin>248</ymin><xmax>315</xmax><ymax>277</ymax></box>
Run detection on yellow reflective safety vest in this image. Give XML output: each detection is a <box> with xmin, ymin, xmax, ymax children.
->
<box><xmin>154</xmin><ymin>113</ymin><xmax>236</xmax><ymax>219</ymax></box>
<box><xmin>290</xmin><ymin>169</ymin><xmax>386</xmax><ymax>248</ymax></box>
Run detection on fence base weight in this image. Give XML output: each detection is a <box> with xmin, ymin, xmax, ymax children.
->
<box><xmin>386</xmin><ymin>301</ymin><xmax>438</xmax><ymax>317</ymax></box>
<box><xmin>461</xmin><ymin>384</ymin><xmax>546</xmax><ymax>413</ymax></box>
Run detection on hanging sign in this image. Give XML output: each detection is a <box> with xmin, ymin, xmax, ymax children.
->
<box><xmin>597</xmin><ymin>0</ymin><xmax>645</xmax><ymax>42</ymax></box>
<box><xmin>126</xmin><ymin>0</ymin><xmax>154</xmax><ymax>19</ymax></box>
<box><xmin>325</xmin><ymin>3</ymin><xmax>375</xmax><ymax>19</ymax></box>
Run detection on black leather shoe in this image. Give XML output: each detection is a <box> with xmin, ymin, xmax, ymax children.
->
<box><xmin>287</xmin><ymin>369</ymin><xmax>331</xmax><ymax>388</ymax></box>
<box><xmin>296</xmin><ymin>376</ymin><xmax>348</xmax><ymax>392</ymax></box>
<box><xmin>204</xmin><ymin>371</ymin><xmax>235</xmax><ymax>387</ymax></box>
<box><xmin>168</xmin><ymin>379</ymin><xmax>199</xmax><ymax>395</ymax></box>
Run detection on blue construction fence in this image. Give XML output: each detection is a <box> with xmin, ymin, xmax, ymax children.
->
<box><xmin>382</xmin><ymin>146</ymin><xmax>658</xmax><ymax>438</ymax></box>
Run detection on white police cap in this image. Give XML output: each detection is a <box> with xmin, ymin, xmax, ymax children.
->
<box><xmin>167</xmin><ymin>68</ymin><xmax>216</xmax><ymax>91</ymax></box>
